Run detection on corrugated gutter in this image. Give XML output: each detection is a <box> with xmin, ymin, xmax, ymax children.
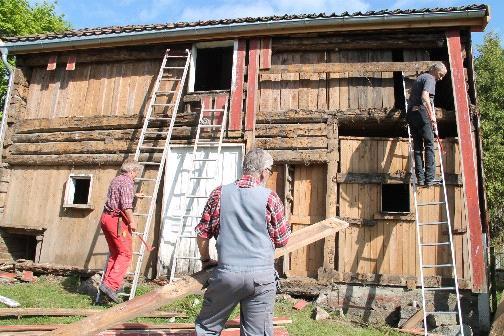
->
<box><xmin>2</xmin><ymin>8</ymin><xmax>489</xmax><ymax>54</ymax></box>
<box><xmin>0</xmin><ymin>42</ymin><xmax>14</xmax><ymax>164</ymax></box>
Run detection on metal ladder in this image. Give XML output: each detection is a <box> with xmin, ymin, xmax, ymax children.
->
<box><xmin>402</xmin><ymin>72</ymin><xmax>464</xmax><ymax>335</ymax></box>
<box><xmin>168</xmin><ymin>97</ymin><xmax>229</xmax><ymax>282</ymax></box>
<box><xmin>96</xmin><ymin>49</ymin><xmax>191</xmax><ymax>303</ymax></box>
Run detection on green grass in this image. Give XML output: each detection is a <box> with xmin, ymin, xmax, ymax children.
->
<box><xmin>0</xmin><ymin>276</ymin><xmax>406</xmax><ymax>335</ymax></box>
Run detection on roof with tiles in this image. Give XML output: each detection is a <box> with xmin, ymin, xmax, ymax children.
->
<box><xmin>1</xmin><ymin>4</ymin><xmax>489</xmax><ymax>43</ymax></box>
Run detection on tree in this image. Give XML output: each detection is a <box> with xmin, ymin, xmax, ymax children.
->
<box><xmin>0</xmin><ymin>0</ymin><xmax>70</xmax><ymax>109</ymax></box>
<box><xmin>474</xmin><ymin>33</ymin><xmax>504</xmax><ymax>244</ymax></box>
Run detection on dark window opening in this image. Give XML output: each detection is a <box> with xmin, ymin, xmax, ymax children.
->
<box><xmin>381</xmin><ymin>184</ymin><xmax>410</xmax><ymax>213</ymax></box>
<box><xmin>73</xmin><ymin>178</ymin><xmax>91</xmax><ymax>204</ymax></box>
<box><xmin>0</xmin><ymin>230</ymin><xmax>37</xmax><ymax>262</ymax></box>
<box><xmin>392</xmin><ymin>49</ymin><xmax>405</xmax><ymax>111</ymax></box>
<box><xmin>194</xmin><ymin>46</ymin><xmax>233</xmax><ymax>91</ymax></box>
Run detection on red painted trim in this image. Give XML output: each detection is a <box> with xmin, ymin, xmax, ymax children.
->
<box><xmin>245</xmin><ymin>39</ymin><xmax>260</xmax><ymax>131</ymax></box>
<box><xmin>229</xmin><ymin>39</ymin><xmax>246</xmax><ymax>131</ymax></box>
<box><xmin>66</xmin><ymin>55</ymin><xmax>76</xmax><ymax>71</ymax></box>
<box><xmin>47</xmin><ymin>55</ymin><xmax>57</xmax><ymax>71</ymax></box>
<box><xmin>260</xmin><ymin>37</ymin><xmax>272</xmax><ymax>70</ymax></box>
<box><xmin>446</xmin><ymin>30</ymin><xmax>486</xmax><ymax>292</ymax></box>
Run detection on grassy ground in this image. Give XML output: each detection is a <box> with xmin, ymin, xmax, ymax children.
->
<box><xmin>0</xmin><ymin>275</ymin><xmax>407</xmax><ymax>335</ymax></box>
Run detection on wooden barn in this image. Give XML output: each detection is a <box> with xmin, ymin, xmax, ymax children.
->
<box><xmin>0</xmin><ymin>3</ymin><xmax>492</xmax><ymax>330</ymax></box>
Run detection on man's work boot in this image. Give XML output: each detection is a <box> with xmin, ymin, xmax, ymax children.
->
<box><xmin>99</xmin><ymin>283</ymin><xmax>120</xmax><ymax>303</ymax></box>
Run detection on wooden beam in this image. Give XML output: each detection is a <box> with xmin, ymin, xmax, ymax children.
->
<box><xmin>400</xmin><ymin>308</ymin><xmax>424</xmax><ymax>330</ymax></box>
<box><xmin>337</xmin><ymin>172</ymin><xmax>462</xmax><ymax>185</ymax></box>
<box><xmin>0</xmin><ymin>308</ymin><xmax>184</xmax><ymax>318</ymax></box>
<box><xmin>262</xmin><ymin>61</ymin><xmax>434</xmax><ymax>74</ymax></box>
<box><xmin>255</xmin><ymin>137</ymin><xmax>327</xmax><ymax>150</ymax></box>
<box><xmin>269</xmin><ymin>149</ymin><xmax>327</xmax><ymax>163</ymax></box>
<box><xmin>245</xmin><ymin>39</ymin><xmax>260</xmax><ymax>131</ymax></box>
<box><xmin>229</xmin><ymin>39</ymin><xmax>246</xmax><ymax>131</ymax></box>
<box><xmin>47</xmin><ymin>217</ymin><xmax>349</xmax><ymax>336</ymax></box>
<box><xmin>447</xmin><ymin>30</ymin><xmax>486</xmax><ymax>293</ymax></box>
<box><xmin>324</xmin><ymin>116</ymin><xmax>338</xmax><ymax>270</ymax></box>
<box><xmin>259</xmin><ymin>37</ymin><xmax>272</xmax><ymax>70</ymax></box>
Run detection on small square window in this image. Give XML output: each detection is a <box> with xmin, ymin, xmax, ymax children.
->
<box><xmin>64</xmin><ymin>174</ymin><xmax>93</xmax><ymax>209</ymax></box>
<box><xmin>381</xmin><ymin>184</ymin><xmax>410</xmax><ymax>213</ymax></box>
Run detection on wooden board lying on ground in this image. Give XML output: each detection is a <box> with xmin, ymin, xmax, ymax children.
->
<box><xmin>490</xmin><ymin>298</ymin><xmax>504</xmax><ymax>336</ymax></box>
<box><xmin>0</xmin><ymin>308</ymin><xmax>184</xmax><ymax>318</ymax></box>
<box><xmin>47</xmin><ymin>217</ymin><xmax>349</xmax><ymax>336</ymax></box>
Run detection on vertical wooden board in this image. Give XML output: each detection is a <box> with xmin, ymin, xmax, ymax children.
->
<box><xmin>368</xmin><ymin>50</ymin><xmax>382</xmax><ymax>109</ymax></box>
<box><xmin>100</xmin><ymin>64</ymin><xmax>117</xmax><ymax>116</ymax></box>
<box><xmin>388</xmin><ymin>221</ymin><xmax>398</xmax><ymax>274</ymax></box>
<box><xmin>381</xmin><ymin>50</ymin><xmax>395</xmax><ymax>109</ymax></box>
<box><xmin>403</xmin><ymin>50</ymin><xmax>417</xmax><ymax>102</ymax></box>
<box><xmin>245</xmin><ymin>39</ymin><xmax>260</xmax><ymax>131</ymax></box>
<box><xmin>262</xmin><ymin>53</ymin><xmax>282</xmax><ymax>112</ymax></box>
<box><xmin>126</xmin><ymin>62</ymin><xmax>144</xmax><ymax>116</ymax></box>
<box><xmin>318</xmin><ymin>53</ymin><xmax>328</xmax><ymax>110</ymax></box>
<box><xmin>298</xmin><ymin>53</ymin><xmax>310</xmax><ymax>110</ymax></box>
<box><xmin>339</xmin><ymin>50</ymin><xmax>349</xmax><ymax>110</ymax></box>
<box><xmin>328</xmin><ymin>51</ymin><xmax>340</xmax><ymax>110</ymax></box>
<box><xmin>25</xmin><ymin>68</ymin><xmax>42</xmax><ymax>119</ymax></box>
<box><xmin>81</xmin><ymin>64</ymin><xmax>101</xmax><ymax>117</ymax></box>
<box><xmin>131</xmin><ymin>61</ymin><xmax>150</xmax><ymax>117</ymax></box>
<box><xmin>36</xmin><ymin>69</ymin><xmax>57</xmax><ymax>119</ymax></box>
<box><xmin>48</xmin><ymin>67</ymin><xmax>64</xmax><ymax>119</ymax></box>
<box><xmin>279</xmin><ymin>52</ymin><xmax>300</xmax><ymax>110</ymax></box>
<box><xmin>31</xmin><ymin>68</ymin><xmax>50</xmax><ymax>119</ymax></box>
<box><xmin>259</xmin><ymin>37</ymin><xmax>272</xmax><ymax>70</ymax></box>
<box><xmin>229</xmin><ymin>39</ymin><xmax>246</xmax><ymax>130</ymax></box>
<box><xmin>348</xmin><ymin>50</ymin><xmax>360</xmax><ymax>109</ymax></box>
<box><xmin>118</xmin><ymin>63</ymin><xmax>134</xmax><ymax>116</ymax></box>
<box><xmin>68</xmin><ymin>65</ymin><xmax>91</xmax><ymax>117</ymax></box>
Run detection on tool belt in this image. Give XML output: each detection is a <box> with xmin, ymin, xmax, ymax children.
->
<box><xmin>103</xmin><ymin>208</ymin><xmax>130</xmax><ymax>236</ymax></box>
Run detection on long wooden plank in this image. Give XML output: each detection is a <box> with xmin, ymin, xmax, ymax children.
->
<box><xmin>229</xmin><ymin>39</ymin><xmax>246</xmax><ymax>131</ymax></box>
<box><xmin>47</xmin><ymin>218</ymin><xmax>349</xmax><ymax>336</ymax></box>
<box><xmin>262</xmin><ymin>61</ymin><xmax>434</xmax><ymax>74</ymax></box>
<box><xmin>0</xmin><ymin>308</ymin><xmax>184</xmax><ymax>318</ymax></box>
<box><xmin>245</xmin><ymin>39</ymin><xmax>260</xmax><ymax>131</ymax></box>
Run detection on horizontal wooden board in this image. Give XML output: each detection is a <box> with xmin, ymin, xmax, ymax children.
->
<box><xmin>262</xmin><ymin>61</ymin><xmax>434</xmax><ymax>74</ymax></box>
<box><xmin>255</xmin><ymin>137</ymin><xmax>327</xmax><ymax>150</ymax></box>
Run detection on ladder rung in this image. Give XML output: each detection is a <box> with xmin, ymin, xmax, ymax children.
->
<box><xmin>175</xmin><ymin>256</ymin><xmax>200</xmax><ymax>260</ymax></box>
<box><xmin>160</xmin><ymin>78</ymin><xmax>181</xmax><ymax>81</ymax></box>
<box><xmin>138</xmin><ymin>162</ymin><xmax>161</xmax><ymax>165</ymax></box>
<box><xmin>190</xmin><ymin>176</ymin><xmax>213</xmax><ymax>179</ymax></box>
<box><xmin>117</xmin><ymin>292</ymin><xmax>129</xmax><ymax>297</ymax></box>
<box><xmin>425</xmin><ymin>311</ymin><xmax>458</xmax><ymax>315</ymax></box>
<box><xmin>135</xmin><ymin>195</ymin><xmax>153</xmax><ymax>199</ymax></box>
<box><xmin>186</xmin><ymin>195</ymin><xmax>208</xmax><ymax>198</ymax></box>
<box><xmin>420</xmin><ymin>242</ymin><xmax>451</xmax><ymax>246</ymax></box>
<box><xmin>424</xmin><ymin>287</ymin><xmax>456</xmax><ymax>291</ymax></box>
<box><xmin>418</xmin><ymin>221</ymin><xmax>448</xmax><ymax>226</ymax></box>
<box><xmin>156</xmin><ymin>91</ymin><xmax>176</xmax><ymax>94</ymax></box>
<box><xmin>144</xmin><ymin>131</ymin><xmax>169</xmax><ymax>135</ymax></box>
<box><xmin>163</xmin><ymin>66</ymin><xmax>185</xmax><ymax>69</ymax></box>
<box><xmin>179</xmin><ymin>235</ymin><xmax>197</xmax><ymax>239</ymax></box>
<box><xmin>197</xmin><ymin>141</ymin><xmax>220</xmax><ymax>145</ymax></box>
<box><xmin>148</xmin><ymin>117</ymin><xmax>171</xmax><ymax>121</ymax></box>
<box><xmin>202</xmin><ymin>108</ymin><xmax>225</xmax><ymax>112</ymax></box>
<box><xmin>152</xmin><ymin>103</ymin><xmax>175</xmax><ymax>106</ymax></box>
<box><xmin>140</xmin><ymin>146</ymin><xmax>165</xmax><ymax>150</ymax></box>
<box><xmin>199</xmin><ymin>124</ymin><xmax>223</xmax><ymax>128</ymax></box>
<box><xmin>193</xmin><ymin>159</ymin><xmax>218</xmax><ymax>162</ymax></box>
<box><xmin>180</xmin><ymin>214</ymin><xmax>202</xmax><ymax>219</ymax></box>
<box><xmin>422</xmin><ymin>264</ymin><xmax>454</xmax><ymax>268</ymax></box>
<box><xmin>167</xmin><ymin>55</ymin><xmax>188</xmax><ymax>58</ymax></box>
<box><xmin>417</xmin><ymin>201</ymin><xmax>446</xmax><ymax>206</ymax></box>
<box><xmin>135</xmin><ymin>178</ymin><xmax>156</xmax><ymax>182</ymax></box>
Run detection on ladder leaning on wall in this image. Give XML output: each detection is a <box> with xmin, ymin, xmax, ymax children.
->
<box><xmin>401</xmin><ymin>72</ymin><xmax>464</xmax><ymax>335</ymax></box>
<box><xmin>96</xmin><ymin>49</ymin><xmax>192</xmax><ymax>302</ymax></box>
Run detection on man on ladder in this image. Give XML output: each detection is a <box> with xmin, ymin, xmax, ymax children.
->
<box><xmin>99</xmin><ymin>160</ymin><xmax>142</xmax><ymax>303</ymax></box>
<box><xmin>406</xmin><ymin>62</ymin><xmax>448</xmax><ymax>186</ymax></box>
<box><xmin>194</xmin><ymin>148</ymin><xmax>291</xmax><ymax>336</ymax></box>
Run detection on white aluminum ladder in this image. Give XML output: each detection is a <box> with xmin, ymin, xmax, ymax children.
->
<box><xmin>96</xmin><ymin>49</ymin><xmax>191</xmax><ymax>303</ymax></box>
<box><xmin>168</xmin><ymin>97</ymin><xmax>229</xmax><ymax>282</ymax></box>
<box><xmin>402</xmin><ymin>72</ymin><xmax>464</xmax><ymax>335</ymax></box>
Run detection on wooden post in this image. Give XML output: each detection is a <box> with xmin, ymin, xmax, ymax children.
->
<box><xmin>47</xmin><ymin>218</ymin><xmax>349</xmax><ymax>336</ymax></box>
<box><xmin>245</xmin><ymin>39</ymin><xmax>260</xmax><ymax>131</ymax></box>
<box><xmin>259</xmin><ymin>37</ymin><xmax>272</xmax><ymax>70</ymax></box>
<box><xmin>446</xmin><ymin>30</ymin><xmax>486</xmax><ymax>293</ymax></box>
<box><xmin>229</xmin><ymin>39</ymin><xmax>246</xmax><ymax>131</ymax></box>
<box><xmin>323</xmin><ymin>116</ymin><xmax>338</xmax><ymax>271</ymax></box>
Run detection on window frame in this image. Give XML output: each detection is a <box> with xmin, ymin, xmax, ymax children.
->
<box><xmin>188</xmin><ymin>40</ymin><xmax>236</xmax><ymax>93</ymax></box>
<box><xmin>63</xmin><ymin>174</ymin><xmax>94</xmax><ymax>209</ymax></box>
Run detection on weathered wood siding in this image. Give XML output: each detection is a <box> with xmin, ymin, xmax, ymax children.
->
<box><xmin>337</xmin><ymin>137</ymin><xmax>470</xmax><ymax>280</ymax></box>
<box><xmin>2</xmin><ymin>166</ymin><xmax>158</xmax><ymax>272</ymax></box>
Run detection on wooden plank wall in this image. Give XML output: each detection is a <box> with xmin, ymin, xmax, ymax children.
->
<box><xmin>338</xmin><ymin>137</ymin><xmax>470</xmax><ymax>280</ymax></box>
<box><xmin>266</xmin><ymin>165</ymin><xmax>326</xmax><ymax>278</ymax></box>
<box><xmin>25</xmin><ymin>61</ymin><xmax>160</xmax><ymax>119</ymax></box>
<box><xmin>1</xmin><ymin>166</ymin><xmax>159</xmax><ymax>272</ymax></box>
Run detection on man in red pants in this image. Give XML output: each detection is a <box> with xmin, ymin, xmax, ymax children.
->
<box><xmin>99</xmin><ymin>160</ymin><xmax>142</xmax><ymax>303</ymax></box>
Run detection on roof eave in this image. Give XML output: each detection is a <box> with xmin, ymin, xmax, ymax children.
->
<box><xmin>3</xmin><ymin>9</ymin><xmax>489</xmax><ymax>55</ymax></box>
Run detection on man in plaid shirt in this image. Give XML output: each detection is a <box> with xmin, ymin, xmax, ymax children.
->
<box><xmin>99</xmin><ymin>160</ymin><xmax>142</xmax><ymax>303</ymax></box>
<box><xmin>195</xmin><ymin>148</ymin><xmax>290</xmax><ymax>336</ymax></box>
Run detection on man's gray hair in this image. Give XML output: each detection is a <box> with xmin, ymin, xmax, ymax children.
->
<box><xmin>243</xmin><ymin>148</ymin><xmax>273</xmax><ymax>174</ymax></box>
<box><xmin>429</xmin><ymin>62</ymin><xmax>447</xmax><ymax>73</ymax></box>
<box><xmin>120</xmin><ymin>160</ymin><xmax>142</xmax><ymax>174</ymax></box>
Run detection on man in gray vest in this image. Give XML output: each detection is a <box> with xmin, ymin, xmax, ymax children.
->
<box><xmin>406</xmin><ymin>62</ymin><xmax>447</xmax><ymax>186</ymax></box>
<box><xmin>194</xmin><ymin>148</ymin><xmax>291</xmax><ymax>336</ymax></box>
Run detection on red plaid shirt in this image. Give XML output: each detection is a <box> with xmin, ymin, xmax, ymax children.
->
<box><xmin>104</xmin><ymin>173</ymin><xmax>135</xmax><ymax>212</ymax></box>
<box><xmin>195</xmin><ymin>175</ymin><xmax>290</xmax><ymax>247</ymax></box>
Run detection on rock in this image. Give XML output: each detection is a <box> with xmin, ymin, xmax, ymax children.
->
<box><xmin>313</xmin><ymin>306</ymin><xmax>330</xmax><ymax>321</ymax></box>
<box><xmin>77</xmin><ymin>274</ymin><xmax>101</xmax><ymax>297</ymax></box>
<box><xmin>431</xmin><ymin>324</ymin><xmax>472</xmax><ymax>336</ymax></box>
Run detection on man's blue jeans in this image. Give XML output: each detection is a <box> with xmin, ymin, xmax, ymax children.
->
<box><xmin>407</xmin><ymin>106</ymin><xmax>435</xmax><ymax>184</ymax></box>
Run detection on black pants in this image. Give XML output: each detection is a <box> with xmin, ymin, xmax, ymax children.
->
<box><xmin>406</xmin><ymin>106</ymin><xmax>435</xmax><ymax>183</ymax></box>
